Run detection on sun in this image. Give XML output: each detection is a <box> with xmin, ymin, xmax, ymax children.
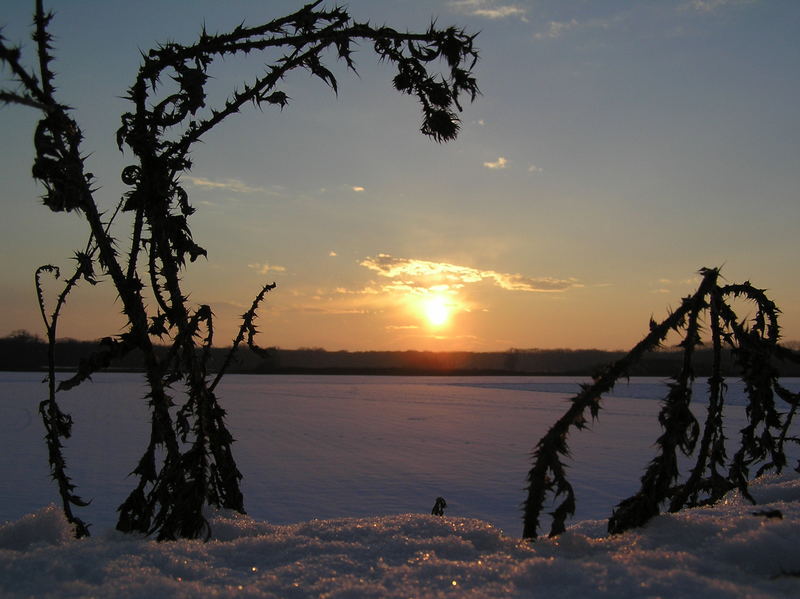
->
<box><xmin>421</xmin><ymin>295</ymin><xmax>451</xmax><ymax>327</ymax></box>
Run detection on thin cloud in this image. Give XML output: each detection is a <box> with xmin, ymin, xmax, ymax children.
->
<box><xmin>449</xmin><ymin>1</ymin><xmax>528</xmax><ymax>21</ymax></box>
<box><xmin>527</xmin><ymin>164</ymin><xmax>543</xmax><ymax>173</ymax></box>
<box><xmin>360</xmin><ymin>254</ymin><xmax>579</xmax><ymax>293</ymax></box>
<box><xmin>184</xmin><ymin>176</ymin><xmax>266</xmax><ymax>194</ymax></box>
<box><xmin>651</xmin><ymin>275</ymin><xmax>699</xmax><ymax>295</ymax></box>
<box><xmin>534</xmin><ymin>19</ymin><xmax>580</xmax><ymax>40</ymax></box>
<box><xmin>248</xmin><ymin>263</ymin><xmax>287</xmax><ymax>275</ymax></box>
<box><xmin>298</xmin><ymin>307</ymin><xmax>368</xmax><ymax>315</ymax></box>
<box><xmin>474</xmin><ymin>6</ymin><xmax>527</xmax><ymax>19</ymax></box>
<box><xmin>334</xmin><ymin>286</ymin><xmax>380</xmax><ymax>295</ymax></box>
<box><xmin>683</xmin><ymin>0</ymin><xmax>755</xmax><ymax>13</ymax></box>
<box><xmin>483</xmin><ymin>156</ymin><xmax>508</xmax><ymax>170</ymax></box>
<box><xmin>533</xmin><ymin>16</ymin><xmax>619</xmax><ymax>40</ymax></box>
<box><xmin>656</xmin><ymin>277</ymin><xmax>699</xmax><ymax>286</ymax></box>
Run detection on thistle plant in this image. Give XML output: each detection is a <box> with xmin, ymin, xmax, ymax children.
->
<box><xmin>1</xmin><ymin>0</ymin><xmax>479</xmax><ymax>540</ymax></box>
<box><xmin>522</xmin><ymin>267</ymin><xmax>800</xmax><ymax>539</ymax></box>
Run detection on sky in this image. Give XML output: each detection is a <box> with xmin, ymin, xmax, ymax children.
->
<box><xmin>1</xmin><ymin>0</ymin><xmax>799</xmax><ymax>352</ymax></box>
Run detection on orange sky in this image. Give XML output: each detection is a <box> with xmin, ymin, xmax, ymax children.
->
<box><xmin>2</xmin><ymin>0</ymin><xmax>799</xmax><ymax>351</ymax></box>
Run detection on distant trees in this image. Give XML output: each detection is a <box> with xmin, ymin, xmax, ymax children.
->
<box><xmin>1</xmin><ymin>0</ymin><xmax>479</xmax><ymax>540</ymax></box>
<box><xmin>0</xmin><ymin>330</ymin><xmax>46</xmax><ymax>371</ymax></box>
<box><xmin>5</xmin><ymin>336</ymin><xmax>799</xmax><ymax>376</ymax></box>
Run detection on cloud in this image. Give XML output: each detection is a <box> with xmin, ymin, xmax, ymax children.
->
<box><xmin>656</xmin><ymin>277</ymin><xmax>699</xmax><ymax>286</ymax></box>
<box><xmin>386</xmin><ymin>325</ymin><xmax>419</xmax><ymax>331</ymax></box>
<box><xmin>360</xmin><ymin>254</ymin><xmax>579</xmax><ymax>293</ymax></box>
<box><xmin>248</xmin><ymin>263</ymin><xmax>287</xmax><ymax>275</ymax></box>
<box><xmin>527</xmin><ymin>164</ymin><xmax>543</xmax><ymax>173</ymax></box>
<box><xmin>474</xmin><ymin>6</ymin><xmax>527</xmax><ymax>19</ymax></box>
<box><xmin>651</xmin><ymin>275</ymin><xmax>700</xmax><ymax>295</ymax></box>
<box><xmin>533</xmin><ymin>16</ymin><xmax>619</xmax><ymax>40</ymax></box>
<box><xmin>449</xmin><ymin>1</ymin><xmax>528</xmax><ymax>20</ymax></box>
<box><xmin>534</xmin><ymin>19</ymin><xmax>581</xmax><ymax>40</ymax></box>
<box><xmin>184</xmin><ymin>176</ymin><xmax>266</xmax><ymax>194</ymax></box>
<box><xmin>329</xmin><ymin>251</ymin><xmax>338</xmax><ymax>257</ymax></box>
<box><xmin>334</xmin><ymin>286</ymin><xmax>380</xmax><ymax>295</ymax></box>
<box><xmin>298</xmin><ymin>307</ymin><xmax>368</xmax><ymax>315</ymax></box>
<box><xmin>683</xmin><ymin>0</ymin><xmax>755</xmax><ymax>13</ymax></box>
<box><xmin>352</xmin><ymin>186</ymin><xmax>365</xmax><ymax>192</ymax></box>
<box><xmin>483</xmin><ymin>156</ymin><xmax>508</xmax><ymax>170</ymax></box>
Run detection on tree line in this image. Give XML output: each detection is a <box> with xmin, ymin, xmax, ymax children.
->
<box><xmin>5</xmin><ymin>330</ymin><xmax>798</xmax><ymax>376</ymax></box>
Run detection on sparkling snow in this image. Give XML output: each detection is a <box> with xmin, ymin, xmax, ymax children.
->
<box><xmin>1</xmin><ymin>373</ymin><xmax>798</xmax><ymax>597</ymax></box>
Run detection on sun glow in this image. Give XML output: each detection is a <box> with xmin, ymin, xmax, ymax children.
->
<box><xmin>421</xmin><ymin>295</ymin><xmax>451</xmax><ymax>327</ymax></box>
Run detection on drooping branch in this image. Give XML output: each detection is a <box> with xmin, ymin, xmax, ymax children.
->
<box><xmin>523</xmin><ymin>267</ymin><xmax>799</xmax><ymax>540</ymax></box>
<box><xmin>522</xmin><ymin>270</ymin><xmax>714</xmax><ymax>539</ymax></box>
<box><xmin>4</xmin><ymin>1</ymin><xmax>479</xmax><ymax>541</ymax></box>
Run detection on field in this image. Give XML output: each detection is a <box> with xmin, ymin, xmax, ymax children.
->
<box><xmin>1</xmin><ymin>373</ymin><xmax>799</xmax><ymax>597</ymax></box>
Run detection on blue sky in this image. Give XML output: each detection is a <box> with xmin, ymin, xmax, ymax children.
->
<box><xmin>1</xmin><ymin>0</ymin><xmax>798</xmax><ymax>351</ymax></box>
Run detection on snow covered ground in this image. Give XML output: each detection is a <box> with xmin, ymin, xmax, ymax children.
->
<box><xmin>1</xmin><ymin>373</ymin><xmax>799</xmax><ymax>597</ymax></box>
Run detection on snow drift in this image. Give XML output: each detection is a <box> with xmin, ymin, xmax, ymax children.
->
<box><xmin>2</xmin><ymin>474</ymin><xmax>799</xmax><ymax>598</ymax></box>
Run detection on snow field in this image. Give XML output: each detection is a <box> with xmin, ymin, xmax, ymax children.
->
<box><xmin>1</xmin><ymin>373</ymin><xmax>798</xmax><ymax>597</ymax></box>
<box><xmin>1</xmin><ymin>374</ymin><xmax>678</xmax><ymax>533</ymax></box>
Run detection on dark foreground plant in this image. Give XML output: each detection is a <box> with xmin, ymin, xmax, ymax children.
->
<box><xmin>522</xmin><ymin>267</ymin><xmax>800</xmax><ymax>540</ymax></box>
<box><xmin>1</xmin><ymin>0</ymin><xmax>479</xmax><ymax>540</ymax></box>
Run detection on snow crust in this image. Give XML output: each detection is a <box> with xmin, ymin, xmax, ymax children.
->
<box><xmin>1</xmin><ymin>474</ymin><xmax>799</xmax><ymax>598</ymax></box>
<box><xmin>2</xmin><ymin>374</ymin><xmax>799</xmax><ymax>597</ymax></box>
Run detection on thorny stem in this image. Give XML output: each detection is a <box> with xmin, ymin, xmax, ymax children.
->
<box><xmin>523</xmin><ymin>268</ymin><xmax>799</xmax><ymax>540</ymax></box>
<box><xmin>4</xmin><ymin>0</ymin><xmax>480</xmax><ymax>540</ymax></box>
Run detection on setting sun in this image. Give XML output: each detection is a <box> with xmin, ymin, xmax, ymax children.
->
<box><xmin>421</xmin><ymin>295</ymin><xmax>451</xmax><ymax>327</ymax></box>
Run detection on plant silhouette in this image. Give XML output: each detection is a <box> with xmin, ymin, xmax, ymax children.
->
<box><xmin>1</xmin><ymin>0</ymin><xmax>479</xmax><ymax>540</ymax></box>
<box><xmin>522</xmin><ymin>267</ymin><xmax>800</xmax><ymax>540</ymax></box>
<box><xmin>431</xmin><ymin>496</ymin><xmax>447</xmax><ymax>516</ymax></box>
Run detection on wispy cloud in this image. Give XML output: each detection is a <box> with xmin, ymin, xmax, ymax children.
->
<box><xmin>248</xmin><ymin>263</ymin><xmax>287</xmax><ymax>275</ymax></box>
<box><xmin>474</xmin><ymin>6</ymin><xmax>527</xmax><ymax>19</ymax></box>
<box><xmin>527</xmin><ymin>164</ymin><xmax>543</xmax><ymax>173</ymax></box>
<box><xmin>534</xmin><ymin>19</ymin><xmax>580</xmax><ymax>40</ymax></box>
<box><xmin>448</xmin><ymin>1</ymin><xmax>528</xmax><ymax>21</ymax></box>
<box><xmin>360</xmin><ymin>254</ymin><xmax>580</xmax><ymax>293</ymax></box>
<box><xmin>334</xmin><ymin>286</ymin><xmax>380</xmax><ymax>295</ymax></box>
<box><xmin>683</xmin><ymin>0</ymin><xmax>756</xmax><ymax>13</ymax></box>
<box><xmin>656</xmin><ymin>277</ymin><xmax>699</xmax><ymax>286</ymax></box>
<box><xmin>297</xmin><ymin>306</ymin><xmax>368</xmax><ymax>315</ymax></box>
<box><xmin>184</xmin><ymin>176</ymin><xmax>266</xmax><ymax>194</ymax></box>
<box><xmin>483</xmin><ymin>156</ymin><xmax>508</xmax><ymax>170</ymax></box>
<box><xmin>533</xmin><ymin>15</ymin><xmax>620</xmax><ymax>40</ymax></box>
<box><xmin>650</xmin><ymin>276</ymin><xmax>700</xmax><ymax>294</ymax></box>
